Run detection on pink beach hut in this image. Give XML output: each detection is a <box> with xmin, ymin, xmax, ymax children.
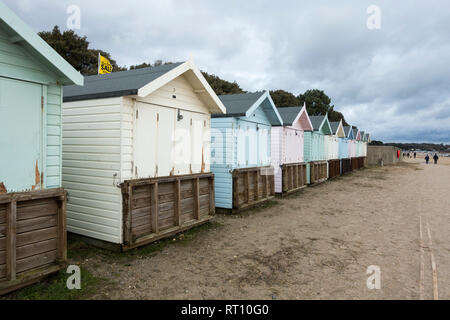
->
<box><xmin>271</xmin><ymin>105</ymin><xmax>313</xmax><ymax>194</ymax></box>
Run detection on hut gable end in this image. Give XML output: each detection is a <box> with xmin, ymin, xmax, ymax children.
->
<box><xmin>136</xmin><ymin>73</ymin><xmax>210</xmax><ymax>114</ymax></box>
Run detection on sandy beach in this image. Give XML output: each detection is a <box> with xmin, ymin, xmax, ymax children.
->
<box><xmin>60</xmin><ymin>157</ymin><xmax>450</xmax><ymax>299</ymax></box>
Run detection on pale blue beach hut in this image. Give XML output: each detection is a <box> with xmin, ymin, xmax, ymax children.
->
<box><xmin>210</xmin><ymin>91</ymin><xmax>283</xmax><ymax>212</ymax></box>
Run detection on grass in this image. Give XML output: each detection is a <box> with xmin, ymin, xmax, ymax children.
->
<box><xmin>2</xmin><ymin>267</ymin><xmax>102</xmax><ymax>300</ymax></box>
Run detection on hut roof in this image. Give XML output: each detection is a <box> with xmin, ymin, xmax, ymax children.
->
<box><xmin>64</xmin><ymin>62</ymin><xmax>183</xmax><ymax>101</ymax></box>
<box><xmin>277</xmin><ymin>105</ymin><xmax>313</xmax><ymax>131</ymax></box>
<box><xmin>213</xmin><ymin>91</ymin><xmax>283</xmax><ymax>125</ymax></box>
<box><xmin>330</xmin><ymin>121</ymin><xmax>341</xmax><ymax>135</ymax></box>
<box><xmin>344</xmin><ymin>126</ymin><xmax>354</xmax><ymax>139</ymax></box>
<box><xmin>63</xmin><ymin>59</ymin><xmax>226</xmax><ymax>113</ymax></box>
<box><xmin>309</xmin><ymin>115</ymin><xmax>332</xmax><ymax>134</ymax></box>
<box><xmin>277</xmin><ymin>106</ymin><xmax>301</xmax><ymax>125</ymax></box>
<box><xmin>0</xmin><ymin>2</ymin><xmax>83</xmax><ymax>85</ymax></box>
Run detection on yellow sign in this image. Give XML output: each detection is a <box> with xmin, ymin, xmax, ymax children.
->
<box><xmin>98</xmin><ymin>54</ymin><xmax>113</xmax><ymax>74</ymax></box>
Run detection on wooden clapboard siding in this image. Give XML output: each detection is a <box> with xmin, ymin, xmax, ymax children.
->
<box><xmin>62</xmin><ymin>97</ymin><xmax>124</xmax><ymax>244</ymax></box>
<box><xmin>121</xmin><ymin>173</ymin><xmax>214</xmax><ymax>249</ymax></box>
<box><xmin>0</xmin><ymin>188</ymin><xmax>66</xmax><ymax>295</ymax></box>
<box><xmin>0</xmin><ymin>25</ymin><xmax>65</xmax><ymax>192</ymax></box>
<box><xmin>45</xmin><ymin>84</ymin><xmax>63</xmax><ymax>189</ymax></box>
<box><xmin>326</xmin><ymin>136</ymin><xmax>339</xmax><ymax>160</ymax></box>
<box><xmin>210</xmin><ymin>118</ymin><xmax>235</xmax><ymax>209</ymax></box>
<box><xmin>272</xmin><ymin>125</ymin><xmax>306</xmax><ymax>194</ymax></box>
<box><xmin>339</xmin><ymin>138</ymin><xmax>349</xmax><ymax>159</ymax></box>
<box><xmin>270</xmin><ymin>127</ymin><xmax>283</xmax><ymax>193</ymax></box>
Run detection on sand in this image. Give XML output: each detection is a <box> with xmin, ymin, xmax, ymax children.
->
<box><xmin>77</xmin><ymin>156</ymin><xmax>450</xmax><ymax>299</ymax></box>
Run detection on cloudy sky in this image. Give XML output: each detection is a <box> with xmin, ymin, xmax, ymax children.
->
<box><xmin>5</xmin><ymin>0</ymin><xmax>450</xmax><ymax>143</ymax></box>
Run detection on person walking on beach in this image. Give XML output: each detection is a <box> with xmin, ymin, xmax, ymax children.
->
<box><xmin>414</xmin><ymin>152</ymin><xmax>416</xmax><ymax>159</ymax></box>
<box><xmin>433</xmin><ymin>153</ymin><xmax>439</xmax><ymax>164</ymax></box>
<box><xmin>425</xmin><ymin>154</ymin><xmax>430</xmax><ymax>164</ymax></box>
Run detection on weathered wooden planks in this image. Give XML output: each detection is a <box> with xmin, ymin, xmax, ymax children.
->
<box><xmin>280</xmin><ymin>163</ymin><xmax>307</xmax><ymax>195</ymax></box>
<box><xmin>328</xmin><ymin>159</ymin><xmax>341</xmax><ymax>179</ymax></box>
<box><xmin>341</xmin><ymin>158</ymin><xmax>352</xmax><ymax>175</ymax></box>
<box><xmin>309</xmin><ymin>161</ymin><xmax>328</xmax><ymax>184</ymax></box>
<box><xmin>231</xmin><ymin>166</ymin><xmax>275</xmax><ymax>212</ymax></box>
<box><xmin>351</xmin><ymin>157</ymin><xmax>366</xmax><ymax>170</ymax></box>
<box><xmin>121</xmin><ymin>173</ymin><xmax>215</xmax><ymax>250</ymax></box>
<box><xmin>0</xmin><ymin>188</ymin><xmax>66</xmax><ymax>295</ymax></box>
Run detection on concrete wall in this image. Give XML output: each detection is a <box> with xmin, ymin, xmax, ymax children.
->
<box><xmin>367</xmin><ymin>146</ymin><xmax>402</xmax><ymax>165</ymax></box>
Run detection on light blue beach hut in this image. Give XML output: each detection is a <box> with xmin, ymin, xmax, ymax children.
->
<box><xmin>341</xmin><ymin>125</ymin><xmax>355</xmax><ymax>174</ymax></box>
<box><xmin>304</xmin><ymin>114</ymin><xmax>332</xmax><ymax>184</ymax></box>
<box><xmin>211</xmin><ymin>91</ymin><xmax>283</xmax><ymax>212</ymax></box>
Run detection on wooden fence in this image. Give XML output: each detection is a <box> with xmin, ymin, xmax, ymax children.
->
<box><xmin>341</xmin><ymin>158</ymin><xmax>352</xmax><ymax>175</ymax></box>
<box><xmin>328</xmin><ymin>159</ymin><xmax>341</xmax><ymax>179</ymax></box>
<box><xmin>280</xmin><ymin>163</ymin><xmax>307</xmax><ymax>195</ymax></box>
<box><xmin>0</xmin><ymin>188</ymin><xmax>67</xmax><ymax>295</ymax></box>
<box><xmin>310</xmin><ymin>161</ymin><xmax>328</xmax><ymax>184</ymax></box>
<box><xmin>351</xmin><ymin>157</ymin><xmax>366</xmax><ymax>170</ymax></box>
<box><xmin>232</xmin><ymin>166</ymin><xmax>275</xmax><ymax>212</ymax></box>
<box><xmin>121</xmin><ymin>173</ymin><xmax>215</xmax><ymax>250</ymax></box>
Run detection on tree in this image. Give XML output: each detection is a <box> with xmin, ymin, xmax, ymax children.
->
<box><xmin>298</xmin><ymin>89</ymin><xmax>333</xmax><ymax>116</ymax></box>
<box><xmin>38</xmin><ymin>26</ymin><xmax>125</xmax><ymax>75</ymax></box>
<box><xmin>201</xmin><ymin>72</ymin><xmax>245</xmax><ymax>95</ymax></box>
<box><xmin>129</xmin><ymin>61</ymin><xmax>173</xmax><ymax>70</ymax></box>
<box><xmin>270</xmin><ymin>90</ymin><xmax>301</xmax><ymax>108</ymax></box>
<box><xmin>298</xmin><ymin>89</ymin><xmax>347</xmax><ymax>125</ymax></box>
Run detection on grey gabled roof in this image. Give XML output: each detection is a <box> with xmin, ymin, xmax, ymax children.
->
<box><xmin>330</xmin><ymin>121</ymin><xmax>341</xmax><ymax>135</ymax></box>
<box><xmin>352</xmin><ymin>127</ymin><xmax>359</xmax><ymax>138</ymax></box>
<box><xmin>277</xmin><ymin>106</ymin><xmax>302</xmax><ymax>125</ymax></box>
<box><xmin>309</xmin><ymin>115</ymin><xmax>325</xmax><ymax>131</ymax></box>
<box><xmin>63</xmin><ymin>62</ymin><xmax>183</xmax><ymax>102</ymax></box>
<box><xmin>214</xmin><ymin>91</ymin><xmax>265</xmax><ymax>116</ymax></box>
<box><xmin>344</xmin><ymin>126</ymin><xmax>352</xmax><ymax>137</ymax></box>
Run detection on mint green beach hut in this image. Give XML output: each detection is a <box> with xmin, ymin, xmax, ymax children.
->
<box><xmin>304</xmin><ymin>114</ymin><xmax>332</xmax><ymax>184</ymax></box>
<box><xmin>0</xmin><ymin>2</ymin><xmax>83</xmax><ymax>294</ymax></box>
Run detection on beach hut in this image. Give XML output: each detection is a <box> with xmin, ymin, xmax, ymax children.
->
<box><xmin>328</xmin><ymin>120</ymin><xmax>345</xmax><ymax>179</ymax></box>
<box><xmin>0</xmin><ymin>2</ymin><xmax>83</xmax><ymax>294</ymax></box>
<box><xmin>358</xmin><ymin>131</ymin><xmax>365</xmax><ymax>157</ymax></box>
<box><xmin>271</xmin><ymin>105</ymin><xmax>313</xmax><ymax>195</ymax></box>
<box><xmin>62</xmin><ymin>59</ymin><xmax>225</xmax><ymax>250</ymax></box>
<box><xmin>341</xmin><ymin>125</ymin><xmax>354</xmax><ymax>174</ymax></box>
<box><xmin>351</xmin><ymin>127</ymin><xmax>364</xmax><ymax>170</ymax></box>
<box><xmin>304</xmin><ymin>114</ymin><xmax>332</xmax><ymax>184</ymax></box>
<box><xmin>210</xmin><ymin>91</ymin><xmax>283</xmax><ymax>212</ymax></box>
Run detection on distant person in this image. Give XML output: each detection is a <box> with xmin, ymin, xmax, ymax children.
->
<box><xmin>407</xmin><ymin>152</ymin><xmax>410</xmax><ymax>158</ymax></box>
<box><xmin>414</xmin><ymin>152</ymin><xmax>416</xmax><ymax>159</ymax></box>
<box><xmin>433</xmin><ymin>153</ymin><xmax>439</xmax><ymax>164</ymax></box>
<box><xmin>425</xmin><ymin>154</ymin><xmax>430</xmax><ymax>164</ymax></box>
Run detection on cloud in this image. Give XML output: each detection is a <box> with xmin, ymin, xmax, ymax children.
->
<box><xmin>3</xmin><ymin>0</ymin><xmax>450</xmax><ymax>143</ymax></box>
